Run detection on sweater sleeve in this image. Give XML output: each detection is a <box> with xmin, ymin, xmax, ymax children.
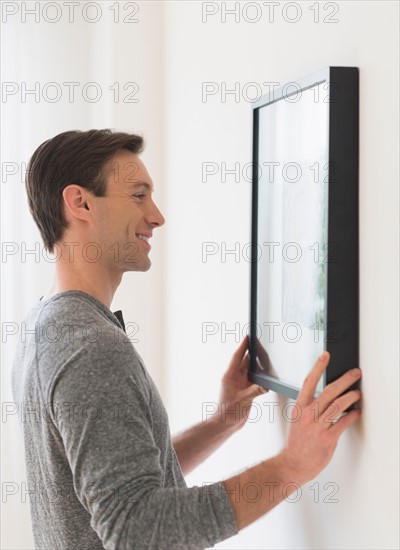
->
<box><xmin>48</xmin><ymin>332</ymin><xmax>239</xmax><ymax>550</ymax></box>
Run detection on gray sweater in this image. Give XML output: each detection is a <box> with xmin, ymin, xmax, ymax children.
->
<box><xmin>11</xmin><ymin>290</ymin><xmax>238</xmax><ymax>549</ymax></box>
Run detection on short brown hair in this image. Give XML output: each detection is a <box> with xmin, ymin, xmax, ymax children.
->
<box><xmin>25</xmin><ymin>129</ymin><xmax>144</xmax><ymax>254</ymax></box>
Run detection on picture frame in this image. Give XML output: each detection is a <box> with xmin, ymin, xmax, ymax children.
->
<box><xmin>248</xmin><ymin>66</ymin><xmax>359</xmax><ymax>400</ymax></box>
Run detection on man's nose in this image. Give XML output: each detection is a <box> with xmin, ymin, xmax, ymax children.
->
<box><xmin>146</xmin><ymin>200</ymin><xmax>165</xmax><ymax>228</ymax></box>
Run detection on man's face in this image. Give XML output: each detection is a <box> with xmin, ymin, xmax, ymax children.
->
<box><xmin>89</xmin><ymin>149</ymin><xmax>165</xmax><ymax>272</ymax></box>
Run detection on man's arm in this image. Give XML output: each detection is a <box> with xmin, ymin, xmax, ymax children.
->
<box><xmin>51</xmin><ymin>330</ymin><xmax>239</xmax><ymax>549</ymax></box>
<box><xmin>172</xmin><ymin>414</ymin><xmax>237</xmax><ymax>476</ymax></box>
<box><xmin>223</xmin><ymin>351</ymin><xmax>362</xmax><ymax>530</ymax></box>
<box><xmin>51</xmin><ymin>326</ymin><xmax>360</xmax><ymax>547</ymax></box>
<box><xmin>173</xmin><ymin>336</ymin><xmax>268</xmax><ymax>475</ymax></box>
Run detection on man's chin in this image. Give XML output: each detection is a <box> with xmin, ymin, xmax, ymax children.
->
<box><xmin>123</xmin><ymin>260</ymin><xmax>151</xmax><ymax>273</ymax></box>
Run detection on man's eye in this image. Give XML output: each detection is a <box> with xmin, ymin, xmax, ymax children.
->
<box><xmin>133</xmin><ymin>194</ymin><xmax>145</xmax><ymax>199</ymax></box>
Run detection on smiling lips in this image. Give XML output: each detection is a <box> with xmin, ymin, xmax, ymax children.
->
<box><xmin>136</xmin><ymin>233</ymin><xmax>151</xmax><ymax>250</ymax></box>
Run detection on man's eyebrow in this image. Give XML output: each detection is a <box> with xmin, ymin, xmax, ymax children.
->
<box><xmin>128</xmin><ymin>181</ymin><xmax>154</xmax><ymax>192</ymax></box>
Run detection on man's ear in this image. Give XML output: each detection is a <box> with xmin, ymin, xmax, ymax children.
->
<box><xmin>62</xmin><ymin>185</ymin><xmax>91</xmax><ymax>220</ymax></box>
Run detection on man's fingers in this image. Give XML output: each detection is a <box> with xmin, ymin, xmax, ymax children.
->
<box><xmin>320</xmin><ymin>390</ymin><xmax>362</xmax><ymax>424</ymax></box>
<box><xmin>224</xmin><ymin>337</ymin><xmax>250</xmax><ymax>376</ymax></box>
<box><xmin>315</xmin><ymin>369</ymin><xmax>362</xmax><ymax>414</ymax></box>
<box><xmin>243</xmin><ymin>383</ymin><xmax>269</xmax><ymax>399</ymax></box>
<box><xmin>239</xmin><ymin>352</ymin><xmax>250</xmax><ymax>372</ymax></box>
<box><xmin>297</xmin><ymin>352</ymin><xmax>330</xmax><ymax>408</ymax></box>
<box><xmin>232</xmin><ymin>336</ymin><xmax>249</xmax><ymax>362</ymax></box>
<box><xmin>329</xmin><ymin>408</ymin><xmax>361</xmax><ymax>438</ymax></box>
<box><xmin>236</xmin><ymin>335</ymin><xmax>248</xmax><ymax>351</ymax></box>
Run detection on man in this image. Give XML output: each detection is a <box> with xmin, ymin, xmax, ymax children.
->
<box><xmin>12</xmin><ymin>129</ymin><xmax>362</xmax><ymax>549</ymax></box>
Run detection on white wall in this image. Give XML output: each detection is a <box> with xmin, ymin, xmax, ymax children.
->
<box><xmin>1</xmin><ymin>1</ymin><xmax>398</xmax><ymax>549</ymax></box>
<box><xmin>163</xmin><ymin>2</ymin><xmax>399</xmax><ymax>549</ymax></box>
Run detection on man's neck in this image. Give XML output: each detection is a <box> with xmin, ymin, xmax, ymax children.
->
<box><xmin>43</xmin><ymin>274</ymin><xmax>122</xmax><ymax>310</ymax></box>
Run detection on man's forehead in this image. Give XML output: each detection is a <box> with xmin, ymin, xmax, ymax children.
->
<box><xmin>105</xmin><ymin>151</ymin><xmax>154</xmax><ymax>191</ymax></box>
<box><xmin>127</xmin><ymin>181</ymin><xmax>154</xmax><ymax>192</ymax></box>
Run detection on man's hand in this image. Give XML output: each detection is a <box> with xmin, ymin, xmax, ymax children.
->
<box><xmin>173</xmin><ymin>336</ymin><xmax>268</xmax><ymax>474</ymax></box>
<box><xmin>279</xmin><ymin>351</ymin><xmax>362</xmax><ymax>485</ymax></box>
<box><xmin>215</xmin><ymin>335</ymin><xmax>268</xmax><ymax>432</ymax></box>
<box><xmin>223</xmin><ymin>350</ymin><xmax>362</xmax><ymax>531</ymax></box>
